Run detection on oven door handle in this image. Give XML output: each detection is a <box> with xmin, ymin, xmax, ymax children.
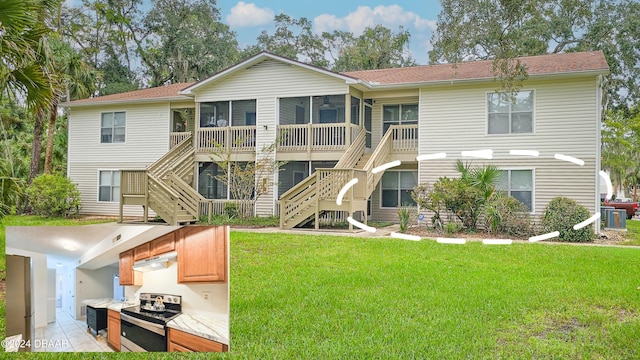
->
<box><xmin>120</xmin><ymin>313</ymin><xmax>165</xmax><ymax>336</ymax></box>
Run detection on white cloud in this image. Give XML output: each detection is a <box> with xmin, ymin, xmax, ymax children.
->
<box><xmin>314</xmin><ymin>5</ymin><xmax>436</xmax><ymax>35</ymax></box>
<box><xmin>226</xmin><ymin>1</ymin><xmax>274</xmax><ymax>28</ymax></box>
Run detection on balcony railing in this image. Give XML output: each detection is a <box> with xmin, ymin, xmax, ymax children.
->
<box><xmin>278</xmin><ymin>123</ymin><xmax>360</xmax><ymax>152</ymax></box>
<box><xmin>170</xmin><ymin>132</ymin><xmax>191</xmax><ymax>149</ymax></box>
<box><xmin>182</xmin><ymin>123</ymin><xmax>416</xmax><ymax>154</ymax></box>
<box><xmin>389</xmin><ymin>125</ymin><xmax>418</xmax><ymax>153</ymax></box>
<box><xmin>196</xmin><ymin>126</ymin><xmax>256</xmax><ymax>153</ymax></box>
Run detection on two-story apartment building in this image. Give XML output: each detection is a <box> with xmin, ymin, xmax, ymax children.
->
<box><xmin>62</xmin><ymin>51</ymin><xmax>608</xmax><ymax>230</ymax></box>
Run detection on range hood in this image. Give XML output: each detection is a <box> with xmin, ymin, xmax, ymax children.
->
<box><xmin>132</xmin><ymin>251</ymin><xmax>177</xmax><ymax>272</ymax></box>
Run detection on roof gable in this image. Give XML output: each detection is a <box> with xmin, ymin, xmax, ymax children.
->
<box><xmin>180</xmin><ymin>52</ymin><xmax>358</xmax><ymax>95</ymax></box>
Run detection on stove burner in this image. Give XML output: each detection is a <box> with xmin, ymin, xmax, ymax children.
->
<box><xmin>121</xmin><ymin>293</ymin><xmax>182</xmax><ymax>325</ymax></box>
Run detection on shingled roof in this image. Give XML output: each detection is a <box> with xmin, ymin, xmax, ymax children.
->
<box><xmin>342</xmin><ymin>51</ymin><xmax>609</xmax><ymax>86</ymax></box>
<box><xmin>61</xmin><ymin>82</ymin><xmax>194</xmax><ymax>107</ymax></box>
<box><xmin>62</xmin><ymin>51</ymin><xmax>608</xmax><ymax>106</ymax></box>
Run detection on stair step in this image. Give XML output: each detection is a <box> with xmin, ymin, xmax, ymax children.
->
<box><xmin>355</xmin><ymin>154</ymin><xmax>372</xmax><ymax>169</ymax></box>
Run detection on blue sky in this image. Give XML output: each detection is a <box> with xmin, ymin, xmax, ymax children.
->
<box><xmin>217</xmin><ymin>1</ymin><xmax>442</xmax><ymax>64</ymax></box>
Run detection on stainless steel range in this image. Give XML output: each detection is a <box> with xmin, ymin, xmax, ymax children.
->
<box><xmin>120</xmin><ymin>293</ymin><xmax>182</xmax><ymax>352</ymax></box>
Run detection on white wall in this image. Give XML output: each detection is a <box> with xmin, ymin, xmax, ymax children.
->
<box><xmin>5</xmin><ymin>247</ymin><xmax>49</xmax><ymax>328</ymax></box>
<box><xmin>124</xmin><ymin>264</ymin><xmax>228</xmax><ymax>321</ymax></box>
<box><xmin>75</xmin><ymin>267</ymin><xmax>118</xmax><ymax>319</ymax></box>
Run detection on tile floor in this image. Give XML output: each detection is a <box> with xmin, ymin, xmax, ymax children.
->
<box><xmin>32</xmin><ymin>308</ymin><xmax>114</xmax><ymax>352</ymax></box>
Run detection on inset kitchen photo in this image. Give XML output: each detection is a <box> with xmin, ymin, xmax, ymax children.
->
<box><xmin>4</xmin><ymin>225</ymin><xmax>229</xmax><ymax>353</ymax></box>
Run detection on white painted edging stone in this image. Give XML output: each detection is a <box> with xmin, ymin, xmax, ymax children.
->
<box><xmin>336</xmin><ymin>148</ymin><xmax>614</xmax><ymax>245</ymax></box>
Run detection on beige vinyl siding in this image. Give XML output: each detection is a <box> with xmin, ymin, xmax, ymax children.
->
<box><xmin>69</xmin><ymin>162</ymin><xmax>156</xmax><ymax>217</ymax></box>
<box><xmin>68</xmin><ymin>102</ymin><xmax>173</xmax><ymax>216</ymax></box>
<box><xmin>194</xmin><ymin>60</ymin><xmax>349</xmax><ymax>102</ymax></box>
<box><xmin>254</xmin><ymin>97</ymin><xmax>278</xmax><ymax>216</ymax></box>
<box><xmin>68</xmin><ymin>103</ymin><xmax>171</xmax><ymax>163</ymax></box>
<box><xmin>418</xmin><ymin>76</ymin><xmax>599</xmax><ymax>218</ymax></box>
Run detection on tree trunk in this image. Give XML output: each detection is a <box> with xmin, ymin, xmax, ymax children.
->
<box><xmin>44</xmin><ymin>99</ymin><xmax>59</xmax><ymax>174</ymax></box>
<box><xmin>28</xmin><ymin>110</ymin><xmax>45</xmax><ymax>183</ymax></box>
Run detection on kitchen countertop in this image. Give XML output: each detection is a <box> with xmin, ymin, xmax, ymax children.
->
<box><xmin>82</xmin><ymin>298</ymin><xmax>135</xmax><ymax>311</ymax></box>
<box><xmin>167</xmin><ymin>314</ymin><xmax>229</xmax><ymax>345</ymax></box>
<box><xmin>107</xmin><ymin>302</ymin><xmax>132</xmax><ymax>312</ymax></box>
<box><xmin>82</xmin><ymin>298</ymin><xmax>114</xmax><ymax>308</ymax></box>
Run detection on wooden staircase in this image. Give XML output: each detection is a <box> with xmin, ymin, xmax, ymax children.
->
<box><xmin>120</xmin><ymin>134</ymin><xmax>206</xmax><ymax>225</ymax></box>
<box><xmin>279</xmin><ymin>126</ymin><xmax>399</xmax><ymax>229</ymax></box>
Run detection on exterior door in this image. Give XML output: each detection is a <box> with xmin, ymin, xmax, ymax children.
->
<box><xmin>364</xmin><ymin>100</ymin><xmax>372</xmax><ymax>149</ymax></box>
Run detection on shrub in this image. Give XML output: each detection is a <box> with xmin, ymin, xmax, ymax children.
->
<box><xmin>412</xmin><ymin>161</ymin><xmax>499</xmax><ymax>231</ymax></box>
<box><xmin>445</xmin><ymin>221</ymin><xmax>462</xmax><ymax>235</ymax></box>
<box><xmin>483</xmin><ymin>192</ymin><xmax>533</xmax><ymax>237</ymax></box>
<box><xmin>436</xmin><ymin>177</ymin><xmax>484</xmax><ymax>229</ymax></box>
<box><xmin>412</xmin><ymin>183</ymin><xmax>445</xmax><ymax>230</ymax></box>
<box><xmin>26</xmin><ymin>174</ymin><xmax>81</xmax><ymax>217</ymax></box>
<box><xmin>223</xmin><ymin>202</ymin><xmax>239</xmax><ymax>218</ymax></box>
<box><xmin>397</xmin><ymin>206</ymin><xmax>415</xmax><ymax>233</ymax></box>
<box><xmin>542</xmin><ymin>196</ymin><xmax>594</xmax><ymax>242</ymax></box>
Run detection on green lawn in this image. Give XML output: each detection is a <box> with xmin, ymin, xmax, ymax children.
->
<box><xmin>230</xmin><ymin>232</ymin><xmax>640</xmax><ymax>359</ymax></box>
<box><xmin>624</xmin><ymin>219</ymin><xmax>640</xmax><ymax>245</ymax></box>
<box><xmin>2</xmin><ymin>222</ymin><xmax>640</xmax><ymax>358</ymax></box>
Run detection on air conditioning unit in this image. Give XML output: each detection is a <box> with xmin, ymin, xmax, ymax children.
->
<box><xmin>604</xmin><ymin>209</ymin><xmax>626</xmax><ymax>230</ymax></box>
<box><xmin>600</xmin><ymin>206</ymin><xmax>615</xmax><ymax>222</ymax></box>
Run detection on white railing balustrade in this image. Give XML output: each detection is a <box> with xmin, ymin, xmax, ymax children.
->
<box><xmin>197</xmin><ymin>126</ymin><xmax>257</xmax><ymax>153</ymax></box>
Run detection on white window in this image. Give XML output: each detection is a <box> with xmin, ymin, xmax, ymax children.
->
<box><xmin>98</xmin><ymin>170</ymin><xmax>120</xmax><ymax>202</ymax></box>
<box><xmin>383</xmin><ymin>104</ymin><xmax>418</xmax><ymax>133</ymax></box>
<box><xmin>381</xmin><ymin>171</ymin><xmax>418</xmax><ymax>208</ymax></box>
<box><xmin>101</xmin><ymin>112</ymin><xmax>126</xmax><ymax>143</ymax></box>
<box><xmin>496</xmin><ymin>169</ymin><xmax>533</xmax><ymax>211</ymax></box>
<box><xmin>488</xmin><ymin>91</ymin><xmax>533</xmax><ymax>134</ymax></box>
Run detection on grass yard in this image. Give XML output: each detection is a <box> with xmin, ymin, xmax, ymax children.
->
<box><xmin>230</xmin><ymin>232</ymin><xmax>640</xmax><ymax>359</ymax></box>
<box><xmin>623</xmin><ymin>219</ymin><xmax>640</xmax><ymax>246</ymax></box>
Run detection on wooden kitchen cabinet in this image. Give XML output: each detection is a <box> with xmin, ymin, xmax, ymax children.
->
<box><xmin>133</xmin><ymin>242</ymin><xmax>151</xmax><ymax>261</ymax></box>
<box><xmin>167</xmin><ymin>328</ymin><xmax>228</xmax><ymax>352</ymax></box>
<box><xmin>107</xmin><ymin>310</ymin><xmax>120</xmax><ymax>351</ymax></box>
<box><xmin>118</xmin><ymin>249</ymin><xmax>142</xmax><ymax>286</ymax></box>
<box><xmin>151</xmin><ymin>232</ymin><xmax>175</xmax><ymax>256</ymax></box>
<box><xmin>177</xmin><ymin>226</ymin><xmax>227</xmax><ymax>283</ymax></box>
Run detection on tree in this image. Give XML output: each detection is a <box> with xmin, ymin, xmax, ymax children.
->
<box><xmin>252</xmin><ymin>14</ymin><xmax>329</xmax><ymax>68</ymax></box>
<box><xmin>142</xmin><ymin>0</ymin><xmax>240</xmax><ymax>85</ymax></box>
<box><xmin>42</xmin><ymin>38</ymin><xmax>98</xmax><ymax>174</ymax></box>
<box><xmin>429</xmin><ymin>0</ymin><xmax>640</xmax><ymax>108</ymax></box>
<box><xmin>251</xmin><ymin>15</ymin><xmax>415</xmax><ymax>72</ymax></box>
<box><xmin>601</xmin><ymin>108</ymin><xmax>640</xmax><ymax>198</ymax></box>
<box><xmin>97</xmin><ymin>56</ymin><xmax>139</xmax><ymax>95</ymax></box>
<box><xmin>329</xmin><ymin>25</ymin><xmax>416</xmax><ymax>72</ymax></box>
<box><xmin>601</xmin><ymin>109</ymin><xmax>639</xmax><ymax>197</ymax></box>
<box><xmin>0</xmin><ymin>0</ymin><xmax>56</xmax><ymax>110</ymax></box>
<box><xmin>209</xmin><ymin>140</ymin><xmax>282</xmax><ymax>219</ymax></box>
